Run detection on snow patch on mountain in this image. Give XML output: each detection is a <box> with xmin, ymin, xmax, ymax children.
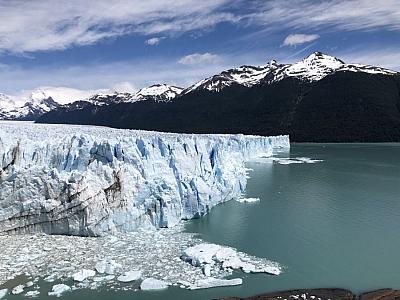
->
<box><xmin>186</xmin><ymin>52</ymin><xmax>398</xmax><ymax>92</ymax></box>
<box><xmin>0</xmin><ymin>122</ymin><xmax>289</xmax><ymax>236</ymax></box>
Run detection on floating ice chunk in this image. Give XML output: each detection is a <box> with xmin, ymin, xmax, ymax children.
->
<box><xmin>25</xmin><ymin>290</ymin><xmax>40</xmax><ymax>297</ymax></box>
<box><xmin>73</xmin><ymin>269</ymin><xmax>96</xmax><ymax>282</ymax></box>
<box><xmin>25</xmin><ymin>281</ymin><xmax>34</xmax><ymax>287</ymax></box>
<box><xmin>266</xmin><ymin>157</ymin><xmax>323</xmax><ymax>165</ymax></box>
<box><xmin>236</xmin><ymin>197</ymin><xmax>260</xmax><ymax>203</ymax></box>
<box><xmin>295</xmin><ymin>157</ymin><xmax>323</xmax><ymax>163</ymax></box>
<box><xmin>189</xmin><ymin>277</ymin><xmax>242</xmax><ymax>289</ymax></box>
<box><xmin>140</xmin><ymin>278</ymin><xmax>169</xmax><ymax>290</ymax></box>
<box><xmin>48</xmin><ymin>284</ymin><xmax>71</xmax><ymax>297</ymax></box>
<box><xmin>93</xmin><ymin>275</ymin><xmax>115</xmax><ymax>282</ymax></box>
<box><xmin>117</xmin><ymin>271</ymin><xmax>142</xmax><ymax>282</ymax></box>
<box><xmin>0</xmin><ymin>289</ymin><xmax>8</xmax><ymax>299</ymax></box>
<box><xmin>181</xmin><ymin>243</ymin><xmax>222</xmax><ymax>266</ymax></box>
<box><xmin>95</xmin><ymin>259</ymin><xmax>120</xmax><ymax>274</ymax></box>
<box><xmin>44</xmin><ymin>274</ymin><xmax>58</xmax><ymax>282</ymax></box>
<box><xmin>182</xmin><ymin>243</ymin><xmax>281</xmax><ymax>276</ymax></box>
<box><xmin>12</xmin><ymin>285</ymin><xmax>24</xmax><ymax>295</ymax></box>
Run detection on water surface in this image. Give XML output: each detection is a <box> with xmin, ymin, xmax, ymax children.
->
<box><xmin>6</xmin><ymin>144</ymin><xmax>400</xmax><ymax>299</ymax></box>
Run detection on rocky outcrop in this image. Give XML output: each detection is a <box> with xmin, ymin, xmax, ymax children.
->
<box><xmin>0</xmin><ymin>122</ymin><xmax>289</xmax><ymax>236</ymax></box>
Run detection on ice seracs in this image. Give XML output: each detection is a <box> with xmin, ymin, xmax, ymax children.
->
<box><xmin>0</xmin><ymin>122</ymin><xmax>289</xmax><ymax>236</ymax></box>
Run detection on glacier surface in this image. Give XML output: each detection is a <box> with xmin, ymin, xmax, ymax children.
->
<box><xmin>0</xmin><ymin>121</ymin><xmax>289</xmax><ymax>236</ymax></box>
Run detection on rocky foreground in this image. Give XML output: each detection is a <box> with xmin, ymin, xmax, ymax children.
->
<box><xmin>218</xmin><ymin>288</ymin><xmax>400</xmax><ymax>300</ymax></box>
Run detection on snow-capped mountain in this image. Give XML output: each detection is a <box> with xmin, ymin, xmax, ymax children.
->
<box><xmin>136</xmin><ymin>84</ymin><xmax>183</xmax><ymax>101</ymax></box>
<box><xmin>37</xmin><ymin>51</ymin><xmax>400</xmax><ymax>143</ymax></box>
<box><xmin>1</xmin><ymin>52</ymin><xmax>398</xmax><ymax>122</ymax></box>
<box><xmin>0</xmin><ymin>84</ymin><xmax>183</xmax><ymax>120</ymax></box>
<box><xmin>183</xmin><ymin>61</ymin><xmax>280</xmax><ymax>93</ymax></box>
<box><xmin>185</xmin><ymin>52</ymin><xmax>397</xmax><ymax>93</ymax></box>
<box><xmin>0</xmin><ymin>91</ymin><xmax>61</xmax><ymax>120</ymax></box>
<box><xmin>70</xmin><ymin>84</ymin><xmax>184</xmax><ymax>107</ymax></box>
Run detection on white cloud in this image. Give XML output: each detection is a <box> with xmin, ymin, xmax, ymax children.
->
<box><xmin>282</xmin><ymin>34</ymin><xmax>319</xmax><ymax>47</ymax></box>
<box><xmin>339</xmin><ymin>48</ymin><xmax>400</xmax><ymax>71</ymax></box>
<box><xmin>251</xmin><ymin>0</ymin><xmax>400</xmax><ymax>33</ymax></box>
<box><xmin>12</xmin><ymin>86</ymin><xmax>107</xmax><ymax>105</ymax></box>
<box><xmin>178</xmin><ymin>53</ymin><xmax>221</xmax><ymax>65</ymax></box>
<box><xmin>0</xmin><ymin>0</ymin><xmax>238</xmax><ymax>53</ymax></box>
<box><xmin>145</xmin><ymin>37</ymin><xmax>165</xmax><ymax>46</ymax></box>
<box><xmin>111</xmin><ymin>82</ymin><xmax>138</xmax><ymax>93</ymax></box>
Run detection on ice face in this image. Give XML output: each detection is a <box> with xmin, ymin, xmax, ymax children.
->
<box><xmin>0</xmin><ymin>121</ymin><xmax>289</xmax><ymax>236</ymax></box>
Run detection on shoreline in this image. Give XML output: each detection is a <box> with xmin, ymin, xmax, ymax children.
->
<box><xmin>218</xmin><ymin>288</ymin><xmax>400</xmax><ymax>300</ymax></box>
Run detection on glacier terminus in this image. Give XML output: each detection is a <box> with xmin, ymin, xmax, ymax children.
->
<box><xmin>0</xmin><ymin>121</ymin><xmax>289</xmax><ymax>236</ymax></box>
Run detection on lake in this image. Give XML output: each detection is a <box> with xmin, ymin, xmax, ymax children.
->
<box><xmin>5</xmin><ymin>143</ymin><xmax>400</xmax><ymax>299</ymax></box>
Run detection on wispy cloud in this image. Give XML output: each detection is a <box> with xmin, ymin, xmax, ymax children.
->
<box><xmin>282</xmin><ymin>34</ymin><xmax>319</xmax><ymax>47</ymax></box>
<box><xmin>252</xmin><ymin>0</ymin><xmax>400</xmax><ymax>32</ymax></box>
<box><xmin>178</xmin><ymin>53</ymin><xmax>221</xmax><ymax>65</ymax></box>
<box><xmin>145</xmin><ymin>37</ymin><xmax>165</xmax><ymax>46</ymax></box>
<box><xmin>0</xmin><ymin>0</ymin><xmax>238</xmax><ymax>53</ymax></box>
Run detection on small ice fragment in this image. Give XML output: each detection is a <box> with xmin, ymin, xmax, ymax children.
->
<box><xmin>140</xmin><ymin>278</ymin><xmax>169</xmax><ymax>290</ymax></box>
<box><xmin>0</xmin><ymin>289</ymin><xmax>8</xmax><ymax>299</ymax></box>
<box><xmin>236</xmin><ymin>197</ymin><xmax>260</xmax><ymax>203</ymax></box>
<box><xmin>44</xmin><ymin>274</ymin><xmax>57</xmax><ymax>282</ymax></box>
<box><xmin>95</xmin><ymin>259</ymin><xmax>120</xmax><ymax>275</ymax></box>
<box><xmin>190</xmin><ymin>277</ymin><xmax>242</xmax><ymax>289</ymax></box>
<box><xmin>25</xmin><ymin>290</ymin><xmax>40</xmax><ymax>297</ymax></box>
<box><xmin>117</xmin><ymin>271</ymin><xmax>142</xmax><ymax>282</ymax></box>
<box><xmin>12</xmin><ymin>285</ymin><xmax>24</xmax><ymax>295</ymax></box>
<box><xmin>93</xmin><ymin>275</ymin><xmax>115</xmax><ymax>282</ymax></box>
<box><xmin>73</xmin><ymin>269</ymin><xmax>96</xmax><ymax>282</ymax></box>
<box><xmin>48</xmin><ymin>284</ymin><xmax>71</xmax><ymax>297</ymax></box>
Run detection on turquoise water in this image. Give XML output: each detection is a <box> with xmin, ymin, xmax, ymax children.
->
<box><xmin>5</xmin><ymin>144</ymin><xmax>400</xmax><ymax>299</ymax></box>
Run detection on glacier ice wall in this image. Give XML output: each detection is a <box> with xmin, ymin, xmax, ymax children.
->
<box><xmin>0</xmin><ymin>122</ymin><xmax>289</xmax><ymax>236</ymax></box>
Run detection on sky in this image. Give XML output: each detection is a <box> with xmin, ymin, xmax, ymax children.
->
<box><xmin>0</xmin><ymin>0</ymin><xmax>400</xmax><ymax>99</ymax></box>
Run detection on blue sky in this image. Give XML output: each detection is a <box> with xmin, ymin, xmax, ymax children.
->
<box><xmin>0</xmin><ymin>0</ymin><xmax>400</xmax><ymax>96</ymax></box>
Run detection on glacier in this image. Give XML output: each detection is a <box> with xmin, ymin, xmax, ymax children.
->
<box><xmin>0</xmin><ymin>121</ymin><xmax>289</xmax><ymax>236</ymax></box>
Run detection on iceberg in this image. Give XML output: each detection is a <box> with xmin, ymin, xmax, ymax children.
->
<box><xmin>189</xmin><ymin>277</ymin><xmax>243</xmax><ymax>290</ymax></box>
<box><xmin>48</xmin><ymin>284</ymin><xmax>71</xmax><ymax>297</ymax></box>
<box><xmin>140</xmin><ymin>278</ymin><xmax>169</xmax><ymax>290</ymax></box>
<box><xmin>0</xmin><ymin>122</ymin><xmax>289</xmax><ymax>236</ymax></box>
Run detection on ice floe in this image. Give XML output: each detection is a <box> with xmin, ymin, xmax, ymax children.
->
<box><xmin>73</xmin><ymin>269</ymin><xmax>96</xmax><ymax>282</ymax></box>
<box><xmin>189</xmin><ymin>277</ymin><xmax>243</xmax><ymax>289</ymax></box>
<box><xmin>181</xmin><ymin>243</ymin><xmax>281</xmax><ymax>276</ymax></box>
<box><xmin>117</xmin><ymin>271</ymin><xmax>142</xmax><ymax>282</ymax></box>
<box><xmin>259</xmin><ymin>157</ymin><xmax>323</xmax><ymax>165</ymax></box>
<box><xmin>0</xmin><ymin>225</ymin><xmax>282</xmax><ymax>293</ymax></box>
<box><xmin>12</xmin><ymin>284</ymin><xmax>25</xmax><ymax>294</ymax></box>
<box><xmin>0</xmin><ymin>289</ymin><xmax>7</xmax><ymax>299</ymax></box>
<box><xmin>48</xmin><ymin>284</ymin><xmax>71</xmax><ymax>297</ymax></box>
<box><xmin>140</xmin><ymin>278</ymin><xmax>169</xmax><ymax>290</ymax></box>
<box><xmin>25</xmin><ymin>290</ymin><xmax>40</xmax><ymax>297</ymax></box>
<box><xmin>236</xmin><ymin>197</ymin><xmax>260</xmax><ymax>203</ymax></box>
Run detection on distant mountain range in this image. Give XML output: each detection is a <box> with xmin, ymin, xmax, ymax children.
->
<box><xmin>2</xmin><ymin>52</ymin><xmax>400</xmax><ymax>142</ymax></box>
